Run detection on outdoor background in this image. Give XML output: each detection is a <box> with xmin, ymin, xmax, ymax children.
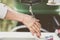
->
<box><xmin>0</xmin><ymin>0</ymin><xmax>60</xmax><ymax>32</ymax></box>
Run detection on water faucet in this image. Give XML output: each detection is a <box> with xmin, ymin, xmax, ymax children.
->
<box><xmin>20</xmin><ymin>0</ymin><xmax>40</xmax><ymax>17</ymax></box>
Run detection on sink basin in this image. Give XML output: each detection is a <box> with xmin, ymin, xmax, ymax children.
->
<box><xmin>2</xmin><ymin>38</ymin><xmax>35</xmax><ymax>40</ymax></box>
<box><xmin>0</xmin><ymin>32</ymin><xmax>59</xmax><ymax>40</ymax></box>
<box><xmin>0</xmin><ymin>32</ymin><xmax>35</xmax><ymax>40</ymax></box>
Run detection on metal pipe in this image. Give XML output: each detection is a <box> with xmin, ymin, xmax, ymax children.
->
<box><xmin>53</xmin><ymin>16</ymin><xmax>60</xmax><ymax>26</ymax></box>
<box><xmin>29</xmin><ymin>5</ymin><xmax>35</xmax><ymax>17</ymax></box>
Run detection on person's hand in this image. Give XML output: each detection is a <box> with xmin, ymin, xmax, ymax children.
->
<box><xmin>22</xmin><ymin>15</ymin><xmax>41</xmax><ymax>38</ymax></box>
<box><xmin>5</xmin><ymin>7</ymin><xmax>41</xmax><ymax>38</ymax></box>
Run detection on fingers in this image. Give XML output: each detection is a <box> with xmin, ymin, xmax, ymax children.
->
<box><xmin>33</xmin><ymin>24</ymin><xmax>40</xmax><ymax>33</ymax></box>
<box><xmin>29</xmin><ymin>27</ymin><xmax>35</xmax><ymax>36</ymax></box>
<box><xmin>35</xmin><ymin>22</ymin><xmax>41</xmax><ymax>28</ymax></box>
<box><xmin>33</xmin><ymin>23</ymin><xmax>41</xmax><ymax>38</ymax></box>
<box><xmin>23</xmin><ymin>15</ymin><xmax>41</xmax><ymax>38</ymax></box>
<box><xmin>28</xmin><ymin>22</ymin><xmax>41</xmax><ymax>38</ymax></box>
<box><xmin>35</xmin><ymin>22</ymin><xmax>41</xmax><ymax>38</ymax></box>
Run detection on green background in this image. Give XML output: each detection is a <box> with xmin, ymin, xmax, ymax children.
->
<box><xmin>14</xmin><ymin>0</ymin><xmax>60</xmax><ymax>14</ymax></box>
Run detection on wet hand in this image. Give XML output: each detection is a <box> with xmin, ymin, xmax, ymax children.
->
<box><xmin>22</xmin><ymin>15</ymin><xmax>41</xmax><ymax>38</ymax></box>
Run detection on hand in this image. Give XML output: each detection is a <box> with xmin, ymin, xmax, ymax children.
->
<box><xmin>5</xmin><ymin>7</ymin><xmax>41</xmax><ymax>38</ymax></box>
<box><xmin>4</xmin><ymin>6</ymin><xmax>41</xmax><ymax>37</ymax></box>
<box><xmin>22</xmin><ymin>15</ymin><xmax>41</xmax><ymax>38</ymax></box>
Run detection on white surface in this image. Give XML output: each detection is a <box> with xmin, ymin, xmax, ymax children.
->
<box><xmin>0</xmin><ymin>32</ymin><xmax>34</xmax><ymax>38</ymax></box>
<box><xmin>11</xmin><ymin>25</ymin><xmax>26</xmax><ymax>32</ymax></box>
<box><xmin>0</xmin><ymin>32</ymin><xmax>59</xmax><ymax>40</ymax></box>
<box><xmin>0</xmin><ymin>3</ymin><xmax>7</xmax><ymax>19</ymax></box>
<box><xmin>47</xmin><ymin>3</ymin><xmax>60</xmax><ymax>6</ymax></box>
<box><xmin>39</xmin><ymin>32</ymin><xmax>60</xmax><ymax>40</ymax></box>
<box><xmin>47</xmin><ymin>0</ymin><xmax>60</xmax><ymax>6</ymax></box>
<box><xmin>2</xmin><ymin>38</ymin><xmax>35</xmax><ymax>40</ymax></box>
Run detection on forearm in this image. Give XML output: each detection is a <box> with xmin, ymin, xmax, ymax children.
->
<box><xmin>0</xmin><ymin>3</ymin><xmax>31</xmax><ymax>23</ymax></box>
<box><xmin>5</xmin><ymin>8</ymin><xmax>25</xmax><ymax>22</ymax></box>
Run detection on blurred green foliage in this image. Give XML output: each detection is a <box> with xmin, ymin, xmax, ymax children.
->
<box><xmin>0</xmin><ymin>0</ymin><xmax>17</xmax><ymax>32</ymax></box>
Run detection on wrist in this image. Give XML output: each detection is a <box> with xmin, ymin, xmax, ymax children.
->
<box><xmin>21</xmin><ymin>14</ymin><xmax>32</xmax><ymax>24</ymax></box>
